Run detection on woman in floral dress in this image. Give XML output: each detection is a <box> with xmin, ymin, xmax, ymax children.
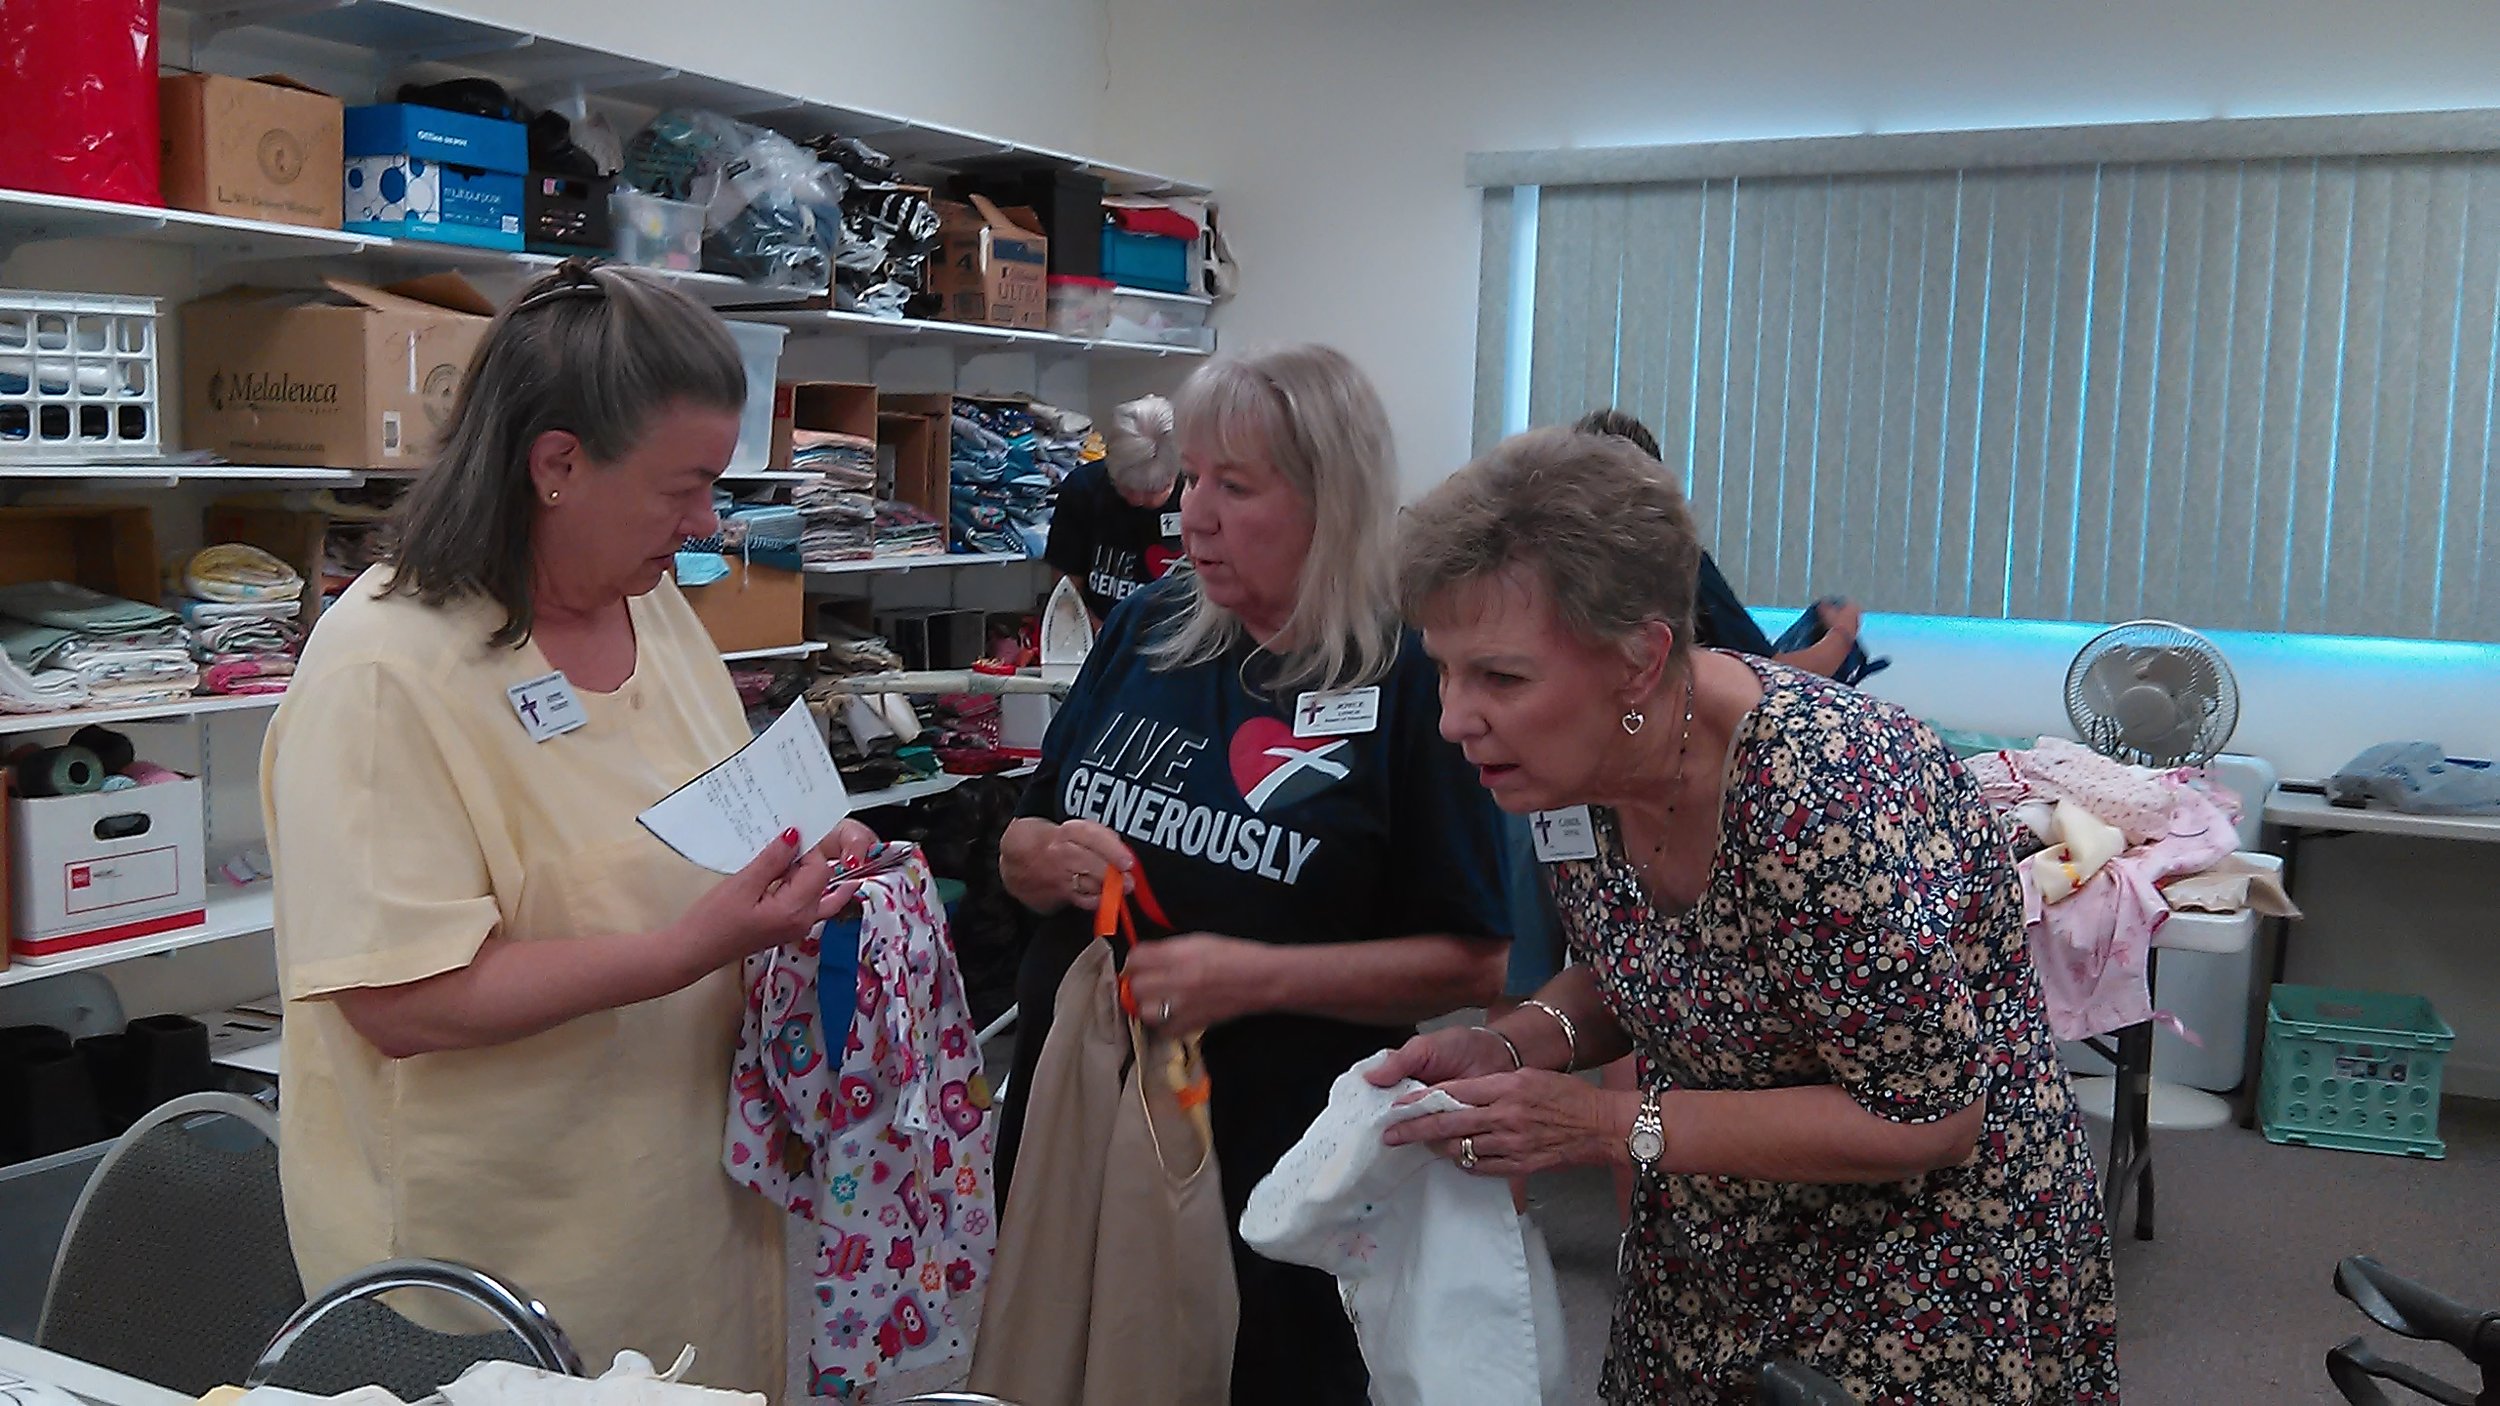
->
<box><xmin>1374</xmin><ymin>426</ymin><xmax>2118</xmax><ymax>1404</ymax></box>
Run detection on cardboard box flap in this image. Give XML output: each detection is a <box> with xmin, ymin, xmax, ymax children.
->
<box><xmin>966</xmin><ymin>194</ymin><xmax>1045</xmax><ymax>238</ymax></box>
<box><xmin>317</xmin><ymin>273</ymin><xmax>496</xmax><ymax>319</ymax></box>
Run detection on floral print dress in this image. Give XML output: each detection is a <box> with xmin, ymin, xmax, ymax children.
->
<box><xmin>1548</xmin><ymin>658</ymin><xmax>2118</xmax><ymax>1405</ymax></box>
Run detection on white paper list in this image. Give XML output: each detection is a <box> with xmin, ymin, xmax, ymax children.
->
<box><xmin>637</xmin><ymin>698</ymin><xmax>853</xmax><ymax>873</ymax></box>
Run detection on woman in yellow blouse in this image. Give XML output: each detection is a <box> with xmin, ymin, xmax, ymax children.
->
<box><xmin>260</xmin><ymin>263</ymin><xmax>871</xmax><ymax>1395</ymax></box>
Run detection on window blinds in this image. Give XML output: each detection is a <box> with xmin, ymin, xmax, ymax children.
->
<box><xmin>1477</xmin><ymin>120</ymin><xmax>2500</xmax><ymax>643</ymax></box>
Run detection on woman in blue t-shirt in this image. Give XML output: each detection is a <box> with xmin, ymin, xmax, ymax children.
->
<box><xmin>997</xmin><ymin>344</ymin><xmax>1514</xmax><ymax>1404</ymax></box>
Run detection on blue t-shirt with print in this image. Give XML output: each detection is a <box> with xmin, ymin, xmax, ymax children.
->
<box><xmin>1017</xmin><ymin>577</ymin><xmax>1512</xmax><ymax>1186</ymax></box>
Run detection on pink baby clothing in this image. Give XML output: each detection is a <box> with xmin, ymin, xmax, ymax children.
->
<box><xmin>724</xmin><ymin>847</ymin><xmax>998</xmax><ymax>1399</ymax></box>
<box><xmin>2023</xmin><ymin>783</ymin><xmax>2239</xmax><ymax>1041</ymax></box>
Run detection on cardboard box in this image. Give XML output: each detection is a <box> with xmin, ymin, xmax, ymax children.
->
<box><xmin>160</xmin><ymin>73</ymin><xmax>344</xmax><ymax>230</ymax></box>
<box><xmin>9</xmin><ymin>780</ymin><xmax>206</xmax><ymax>963</ymax></box>
<box><xmin>934</xmin><ymin>196</ymin><xmax>1048</xmax><ymax>330</ymax></box>
<box><xmin>180</xmin><ymin>273</ymin><xmax>494</xmax><ymax>469</ymax></box>
<box><xmin>879</xmin><ymin>393</ymin><xmax>953</xmax><ymax>554</ymax></box>
<box><xmin>342</xmin><ymin>104</ymin><xmax>527</xmax><ymax>250</ymax></box>
<box><xmin>681</xmin><ymin>558</ymin><xmax>805</xmax><ymax>654</ymax></box>
<box><xmin>0</xmin><ymin>507</ymin><xmax>156</xmax><ymax>603</ymax></box>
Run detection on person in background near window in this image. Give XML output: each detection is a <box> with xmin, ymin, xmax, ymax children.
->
<box><xmin>1574</xmin><ymin>407</ymin><xmax>1864</xmax><ymax>679</ymax></box>
<box><xmin>1381</xmin><ymin>427</ymin><xmax>2115</xmax><ymax>1405</ymax></box>
<box><xmin>262</xmin><ymin>262</ymin><xmax>878</xmax><ymax>1396</ymax></box>
<box><xmin>1044</xmin><ymin>393</ymin><xmax>1188</xmax><ymax>624</ymax></box>
<box><xmin>997</xmin><ymin>345</ymin><xmax>1512</xmax><ymax>1404</ymax></box>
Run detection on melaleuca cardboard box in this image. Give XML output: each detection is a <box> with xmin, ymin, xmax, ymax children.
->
<box><xmin>180</xmin><ymin>273</ymin><xmax>492</xmax><ymax>468</ymax></box>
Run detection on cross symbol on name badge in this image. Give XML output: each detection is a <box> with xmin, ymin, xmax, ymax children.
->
<box><xmin>1534</xmin><ymin>812</ymin><xmax>1556</xmax><ymax>844</ymax></box>
<box><xmin>520</xmin><ymin>696</ymin><xmax>542</xmax><ymax>725</ymax></box>
<box><xmin>1299</xmin><ymin>694</ymin><xmax>1328</xmax><ymax>727</ymax></box>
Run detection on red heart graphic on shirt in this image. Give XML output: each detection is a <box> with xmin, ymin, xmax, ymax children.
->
<box><xmin>1228</xmin><ymin>717</ymin><xmax>1352</xmax><ymax>813</ymax></box>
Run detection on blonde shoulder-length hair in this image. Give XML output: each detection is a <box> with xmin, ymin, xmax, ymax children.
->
<box><xmin>1143</xmin><ymin>344</ymin><xmax>1403</xmax><ymax>693</ymax></box>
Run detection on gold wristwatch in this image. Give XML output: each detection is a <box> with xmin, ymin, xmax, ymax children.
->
<box><xmin>1627</xmin><ymin>1088</ymin><xmax>1665</xmax><ymax>1170</ymax></box>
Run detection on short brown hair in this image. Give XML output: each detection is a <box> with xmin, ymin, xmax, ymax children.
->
<box><xmin>384</xmin><ymin>261</ymin><xmax>747</xmax><ymax>647</ymax></box>
<box><xmin>1572</xmin><ymin>407</ymin><xmax>1662</xmax><ymax>461</ymax></box>
<box><xmin>1397</xmin><ymin>425</ymin><xmax>1700</xmax><ymax>655</ymax></box>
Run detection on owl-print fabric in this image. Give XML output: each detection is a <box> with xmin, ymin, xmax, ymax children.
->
<box><xmin>725</xmin><ymin>846</ymin><xmax>997</xmax><ymax>1398</ymax></box>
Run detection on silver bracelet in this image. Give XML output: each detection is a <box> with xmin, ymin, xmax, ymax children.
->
<box><xmin>1522</xmin><ymin>999</ymin><xmax>1583</xmax><ymax>1072</ymax></box>
<box><xmin>1474</xmin><ymin>1025</ymin><xmax>1526</xmax><ymax>1071</ymax></box>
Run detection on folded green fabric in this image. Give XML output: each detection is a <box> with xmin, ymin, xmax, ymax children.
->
<box><xmin>0</xmin><ymin>618</ymin><xmax>75</xmax><ymax>670</ymax></box>
<box><xmin>0</xmin><ymin>580</ymin><xmax>179</xmax><ymax>634</ymax></box>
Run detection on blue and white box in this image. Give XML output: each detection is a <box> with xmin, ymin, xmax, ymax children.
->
<box><xmin>342</xmin><ymin>104</ymin><xmax>527</xmax><ymax>250</ymax></box>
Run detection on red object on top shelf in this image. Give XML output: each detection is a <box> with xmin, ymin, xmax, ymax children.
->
<box><xmin>0</xmin><ymin>0</ymin><xmax>164</xmax><ymax>206</ymax></box>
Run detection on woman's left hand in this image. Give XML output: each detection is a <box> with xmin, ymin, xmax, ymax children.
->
<box><xmin>1121</xmin><ymin>933</ymin><xmax>1277</xmax><ymax>1038</ymax></box>
<box><xmin>1381</xmin><ymin>1070</ymin><xmax>1629</xmax><ymax>1178</ymax></box>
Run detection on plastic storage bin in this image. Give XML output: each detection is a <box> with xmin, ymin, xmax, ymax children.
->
<box><xmin>1107</xmin><ymin>290</ymin><xmax>1214</xmax><ymax>353</ymax></box>
<box><xmin>2260</xmin><ymin>984</ymin><xmax>2453</xmax><ymax>1159</ymax></box>
<box><xmin>1048</xmin><ymin>276</ymin><xmax>1115</xmax><ymax>338</ymax></box>
<box><xmin>1101</xmin><ymin>228</ymin><xmax>1192</xmax><ymax>294</ymax></box>
<box><xmin>721</xmin><ymin>320</ymin><xmax>788</xmax><ymax>475</ymax></box>
<box><xmin>0</xmin><ymin>291</ymin><xmax>161</xmax><ymax>463</ymax></box>
<box><xmin>614</xmin><ymin>189</ymin><xmax>705</xmax><ymax>272</ymax></box>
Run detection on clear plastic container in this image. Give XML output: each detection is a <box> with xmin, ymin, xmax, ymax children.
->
<box><xmin>1106</xmin><ymin>290</ymin><xmax>1214</xmax><ymax>352</ymax></box>
<box><xmin>612</xmin><ymin>188</ymin><xmax>705</xmax><ymax>272</ymax></box>
<box><xmin>721</xmin><ymin>319</ymin><xmax>788</xmax><ymax>474</ymax></box>
<box><xmin>1048</xmin><ymin>276</ymin><xmax>1115</xmax><ymax>339</ymax></box>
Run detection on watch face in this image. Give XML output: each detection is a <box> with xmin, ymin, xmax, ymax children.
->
<box><xmin>1629</xmin><ymin>1125</ymin><xmax>1664</xmax><ymax>1163</ymax></box>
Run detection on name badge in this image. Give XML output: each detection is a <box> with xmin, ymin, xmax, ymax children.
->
<box><xmin>1160</xmin><ymin>511</ymin><xmax>1182</xmax><ymax>537</ymax></box>
<box><xmin>1292</xmin><ymin>685</ymin><xmax>1382</xmax><ymax>738</ymax></box>
<box><xmin>1530</xmin><ymin>806</ymin><xmax>1600</xmax><ymax>862</ymax></box>
<box><xmin>507</xmin><ymin>671</ymin><xmax>588</xmax><ymax>742</ymax></box>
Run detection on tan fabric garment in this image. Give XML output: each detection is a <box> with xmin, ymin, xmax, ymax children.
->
<box><xmin>969</xmin><ymin>938</ymin><xmax>1236</xmax><ymax>1406</ymax></box>
<box><xmin>261</xmin><ymin>569</ymin><xmax>783</xmax><ymax>1394</ymax></box>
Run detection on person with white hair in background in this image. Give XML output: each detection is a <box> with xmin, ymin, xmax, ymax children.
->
<box><xmin>993</xmin><ymin>345</ymin><xmax>1514</xmax><ymax>1402</ymax></box>
<box><xmin>1044</xmin><ymin>393</ymin><xmax>1188</xmax><ymax>623</ymax></box>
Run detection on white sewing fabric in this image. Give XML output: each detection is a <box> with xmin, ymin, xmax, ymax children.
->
<box><xmin>1240</xmin><ymin>1054</ymin><xmax>1567</xmax><ymax>1406</ymax></box>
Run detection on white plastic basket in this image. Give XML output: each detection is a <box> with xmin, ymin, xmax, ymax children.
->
<box><xmin>0</xmin><ymin>290</ymin><xmax>163</xmax><ymax>462</ymax></box>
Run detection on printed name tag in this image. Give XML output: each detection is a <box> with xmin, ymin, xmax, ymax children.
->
<box><xmin>1292</xmin><ymin>686</ymin><xmax>1382</xmax><ymax>738</ymax></box>
<box><xmin>1530</xmin><ymin>806</ymin><xmax>1600</xmax><ymax>862</ymax></box>
<box><xmin>1161</xmin><ymin>511</ymin><xmax>1182</xmax><ymax>537</ymax></box>
<box><xmin>506</xmin><ymin>671</ymin><xmax>588</xmax><ymax>742</ymax></box>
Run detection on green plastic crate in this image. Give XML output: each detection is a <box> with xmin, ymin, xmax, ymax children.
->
<box><xmin>2259</xmin><ymin>984</ymin><xmax>2453</xmax><ymax>1159</ymax></box>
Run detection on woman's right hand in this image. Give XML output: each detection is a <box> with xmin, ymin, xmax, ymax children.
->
<box><xmin>673</xmin><ymin>827</ymin><xmax>864</xmax><ymax>973</ymax></box>
<box><xmin>1001</xmin><ymin>817</ymin><xmax>1137</xmax><ymax>913</ymax></box>
<box><xmin>1368</xmin><ymin>1024</ymin><xmax>1525</xmax><ymax>1091</ymax></box>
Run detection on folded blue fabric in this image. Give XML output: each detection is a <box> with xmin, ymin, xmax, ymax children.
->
<box><xmin>675</xmin><ymin>552</ymin><xmax>732</xmax><ymax>588</ymax></box>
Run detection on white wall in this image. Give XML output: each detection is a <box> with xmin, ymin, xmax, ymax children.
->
<box><xmin>1093</xmin><ymin>0</ymin><xmax>2500</xmax><ymax>1092</ymax></box>
<box><xmin>306</xmin><ymin>0</ymin><xmax>1108</xmax><ymax>159</ymax></box>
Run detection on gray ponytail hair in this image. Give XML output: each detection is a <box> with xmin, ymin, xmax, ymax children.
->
<box><xmin>1104</xmin><ymin>395</ymin><xmax>1180</xmax><ymax>496</ymax></box>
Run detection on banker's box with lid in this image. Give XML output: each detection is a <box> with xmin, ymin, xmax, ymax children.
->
<box><xmin>10</xmin><ymin>780</ymin><xmax>207</xmax><ymax>962</ymax></box>
<box><xmin>342</xmin><ymin>103</ymin><xmax>528</xmax><ymax>250</ymax></box>
<box><xmin>180</xmin><ymin>273</ymin><xmax>494</xmax><ymax>469</ymax></box>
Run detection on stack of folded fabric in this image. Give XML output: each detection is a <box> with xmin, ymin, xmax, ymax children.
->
<box><xmin>873</xmin><ymin>501</ymin><xmax>946</xmax><ymax>558</ymax></box>
<box><xmin>1027</xmin><ymin>401</ymin><xmax>1102</xmax><ymax>485</ymax></box>
<box><xmin>0</xmin><ymin>582</ymin><xmax>198</xmax><ymax>708</ymax></box>
<box><xmin>951</xmin><ymin>398</ymin><xmax>1057</xmax><ymax>558</ymax></box>
<box><xmin>311</xmin><ymin>487</ymin><xmax>395</xmax><ymax>610</ymax></box>
<box><xmin>792</xmin><ymin>429</ymin><xmax>877</xmax><ymax>490</ymax></box>
<box><xmin>803</xmin><ymin>625</ymin><xmax>926</xmax><ymax>790</ymax></box>
<box><xmin>793</xmin><ymin>477</ymin><xmax>878</xmax><ymax>565</ymax></box>
<box><xmin>0</xmin><ymin>650</ymin><xmax>88</xmax><ymax>714</ymax></box>
<box><xmin>177</xmin><ymin>545</ymin><xmax>305</xmax><ymax>697</ymax></box>
<box><xmin>681</xmin><ymin>493</ymin><xmax>808</xmax><ymax>582</ymax></box>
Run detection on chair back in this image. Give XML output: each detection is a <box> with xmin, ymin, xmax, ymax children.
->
<box><xmin>37</xmin><ymin>1091</ymin><xmax>302</xmax><ymax>1396</ymax></box>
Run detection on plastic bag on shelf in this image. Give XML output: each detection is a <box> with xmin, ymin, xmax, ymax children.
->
<box><xmin>623</xmin><ymin>110</ymin><xmax>844</xmax><ymax>289</ymax></box>
<box><xmin>0</xmin><ymin>0</ymin><xmax>162</xmax><ymax>204</ymax></box>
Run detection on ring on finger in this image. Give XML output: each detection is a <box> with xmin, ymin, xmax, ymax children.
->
<box><xmin>1458</xmin><ymin>1135</ymin><xmax>1480</xmax><ymax>1172</ymax></box>
<box><xmin>1157</xmin><ymin>998</ymin><xmax>1173</xmax><ymax>1026</ymax></box>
